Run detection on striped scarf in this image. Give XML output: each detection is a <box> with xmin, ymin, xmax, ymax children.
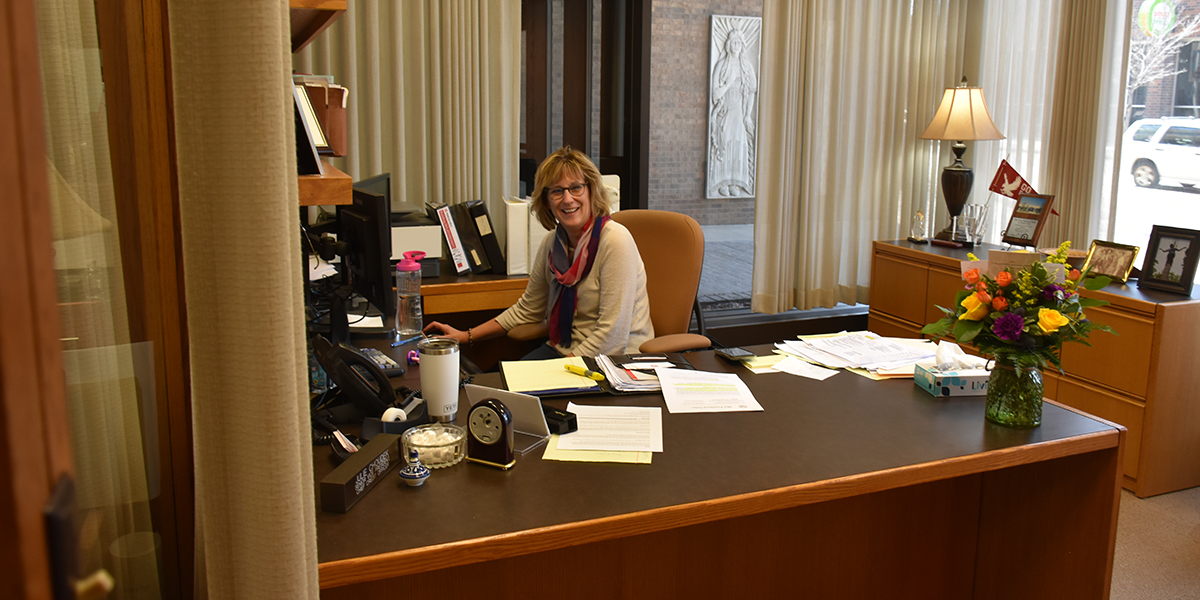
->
<box><xmin>547</xmin><ymin>215</ymin><xmax>608</xmax><ymax>348</ymax></box>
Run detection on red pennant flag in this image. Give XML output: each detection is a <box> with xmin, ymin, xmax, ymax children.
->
<box><xmin>989</xmin><ymin>159</ymin><xmax>1036</xmax><ymax>199</ymax></box>
<box><xmin>989</xmin><ymin>160</ymin><xmax>1059</xmax><ymax>217</ymax></box>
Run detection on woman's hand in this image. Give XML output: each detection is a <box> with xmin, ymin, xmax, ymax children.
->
<box><xmin>423</xmin><ymin>321</ymin><xmax>467</xmax><ymax>345</ymax></box>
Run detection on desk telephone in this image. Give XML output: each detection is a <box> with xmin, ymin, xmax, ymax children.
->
<box><xmin>311</xmin><ymin>334</ymin><xmax>401</xmax><ymax>418</ymax></box>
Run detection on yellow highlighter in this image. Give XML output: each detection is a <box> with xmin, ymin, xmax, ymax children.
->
<box><xmin>564</xmin><ymin>363</ymin><xmax>606</xmax><ymax>381</ymax></box>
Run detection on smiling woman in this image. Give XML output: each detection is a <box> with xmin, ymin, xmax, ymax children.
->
<box><xmin>424</xmin><ymin>147</ymin><xmax>654</xmax><ymax>359</ymax></box>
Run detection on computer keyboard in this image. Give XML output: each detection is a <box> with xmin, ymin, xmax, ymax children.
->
<box><xmin>358</xmin><ymin>346</ymin><xmax>405</xmax><ymax>377</ymax></box>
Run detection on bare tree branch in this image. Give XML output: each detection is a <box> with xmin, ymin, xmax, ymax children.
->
<box><xmin>1127</xmin><ymin>12</ymin><xmax>1200</xmax><ymax>121</ymax></box>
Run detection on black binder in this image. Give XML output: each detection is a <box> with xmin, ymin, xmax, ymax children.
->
<box><xmin>451</xmin><ymin>202</ymin><xmax>491</xmax><ymax>274</ymax></box>
<box><xmin>466</xmin><ymin>200</ymin><xmax>507</xmax><ymax>275</ymax></box>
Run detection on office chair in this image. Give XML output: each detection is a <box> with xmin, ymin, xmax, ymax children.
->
<box><xmin>508</xmin><ymin>210</ymin><xmax>711</xmax><ymax>354</ymax></box>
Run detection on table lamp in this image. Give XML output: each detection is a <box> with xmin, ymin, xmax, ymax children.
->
<box><xmin>919</xmin><ymin>77</ymin><xmax>1004</xmax><ymax>242</ymax></box>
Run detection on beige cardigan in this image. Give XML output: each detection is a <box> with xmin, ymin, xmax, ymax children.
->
<box><xmin>495</xmin><ymin>221</ymin><xmax>654</xmax><ymax>356</ymax></box>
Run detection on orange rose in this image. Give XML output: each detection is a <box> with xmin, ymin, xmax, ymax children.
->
<box><xmin>995</xmin><ymin>271</ymin><xmax>1013</xmax><ymax>288</ymax></box>
<box><xmin>976</xmin><ymin>281</ymin><xmax>988</xmax><ymax>293</ymax></box>
<box><xmin>977</xmin><ymin>290</ymin><xmax>992</xmax><ymax>304</ymax></box>
<box><xmin>992</xmin><ymin>296</ymin><xmax>1009</xmax><ymax>310</ymax></box>
<box><xmin>964</xmin><ymin>268</ymin><xmax>980</xmax><ymax>285</ymax></box>
<box><xmin>1069</xmin><ymin>269</ymin><xmax>1081</xmax><ymax>281</ymax></box>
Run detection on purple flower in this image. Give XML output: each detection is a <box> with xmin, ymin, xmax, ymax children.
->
<box><xmin>1042</xmin><ymin>284</ymin><xmax>1064</xmax><ymax>300</ymax></box>
<box><xmin>992</xmin><ymin>312</ymin><xmax>1025</xmax><ymax>341</ymax></box>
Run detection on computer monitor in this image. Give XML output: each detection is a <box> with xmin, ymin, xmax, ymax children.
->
<box><xmin>353</xmin><ymin>172</ymin><xmax>390</xmax><ymax>208</ymax></box>
<box><xmin>328</xmin><ymin>187</ymin><xmax>394</xmax><ymax>343</ymax></box>
<box><xmin>354</xmin><ymin>171</ymin><xmax>423</xmax><ymax>216</ymax></box>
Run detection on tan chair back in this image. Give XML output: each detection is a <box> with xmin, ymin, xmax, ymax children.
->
<box><xmin>611</xmin><ymin>210</ymin><xmax>704</xmax><ymax>337</ymax></box>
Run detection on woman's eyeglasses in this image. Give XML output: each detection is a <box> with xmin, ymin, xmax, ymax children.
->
<box><xmin>547</xmin><ymin>183</ymin><xmax>587</xmax><ymax>201</ymax></box>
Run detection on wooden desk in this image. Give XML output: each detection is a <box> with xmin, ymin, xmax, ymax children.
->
<box><xmin>870</xmin><ymin>239</ymin><xmax>1200</xmax><ymax>497</ymax></box>
<box><xmin>420</xmin><ymin>270</ymin><xmax>528</xmax><ymax>316</ymax></box>
<box><xmin>314</xmin><ymin>347</ymin><xmax>1124</xmax><ymax>599</ymax></box>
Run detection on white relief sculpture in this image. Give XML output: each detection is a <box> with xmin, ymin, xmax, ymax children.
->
<box><xmin>707</xmin><ymin>15</ymin><xmax>762</xmax><ymax>199</ymax></box>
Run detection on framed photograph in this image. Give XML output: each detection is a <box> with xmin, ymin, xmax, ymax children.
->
<box><xmin>1081</xmin><ymin>240</ymin><xmax>1140</xmax><ymax>283</ymax></box>
<box><xmin>292</xmin><ymin>85</ymin><xmax>324</xmax><ymax>176</ymax></box>
<box><xmin>1138</xmin><ymin>226</ymin><xmax>1199</xmax><ymax>295</ymax></box>
<box><xmin>1002</xmin><ymin>194</ymin><xmax>1055</xmax><ymax>247</ymax></box>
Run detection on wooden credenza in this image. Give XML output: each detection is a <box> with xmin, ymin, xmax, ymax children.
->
<box><xmin>869</xmin><ymin>240</ymin><xmax>1200</xmax><ymax>497</ymax></box>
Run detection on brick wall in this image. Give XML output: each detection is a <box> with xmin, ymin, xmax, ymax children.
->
<box><xmin>648</xmin><ymin>0</ymin><xmax>762</xmax><ymax>225</ymax></box>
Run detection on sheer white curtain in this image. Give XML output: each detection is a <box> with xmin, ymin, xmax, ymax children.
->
<box><xmin>294</xmin><ymin>0</ymin><xmax>520</xmax><ymax>243</ymax></box>
<box><xmin>755</xmin><ymin>0</ymin><xmax>966</xmax><ymax>312</ymax></box>
<box><xmin>37</xmin><ymin>1</ymin><xmax>161</xmax><ymax>597</ymax></box>
<box><xmin>972</xmin><ymin>1</ymin><xmax>1062</xmax><ymax>245</ymax></box>
<box><xmin>974</xmin><ymin>0</ymin><xmax>1126</xmax><ymax>248</ymax></box>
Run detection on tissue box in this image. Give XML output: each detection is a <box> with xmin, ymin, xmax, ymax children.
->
<box><xmin>914</xmin><ymin>364</ymin><xmax>990</xmax><ymax>397</ymax></box>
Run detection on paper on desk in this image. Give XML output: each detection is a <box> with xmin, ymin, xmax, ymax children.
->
<box><xmin>500</xmin><ymin>356</ymin><xmax>601</xmax><ymax>394</ymax></box>
<box><xmin>804</xmin><ymin>331</ymin><xmax>934</xmax><ymax>371</ymax></box>
<box><xmin>349</xmin><ymin>316</ymin><xmax>385</xmax><ymax>329</ymax></box>
<box><xmin>743</xmin><ymin>354</ymin><xmax>788</xmax><ymax>374</ymax></box>
<box><xmin>308</xmin><ymin>255</ymin><xmax>338</xmax><ymax>281</ymax></box>
<box><xmin>541</xmin><ymin>433</ymin><xmax>653</xmax><ymax>464</ymax></box>
<box><xmin>773</xmin><ymin>356</ymin><xmax>839</xmax><ymax>380</ymax></box>
<box><xmin>554</xmin><ymin>402</ymin><xmax>663</xmax><ymax>452</ymax></box>
<box><xmin>656</xmin><ymin>368</ymin><xmax>763</xmax><ymax>414</ymax></box>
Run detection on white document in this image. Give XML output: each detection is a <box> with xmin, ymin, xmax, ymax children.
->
<box><xmin>556</xmin><ymin>403</ymin><xmax>663</xmax><ymax>453</ymax></box>
<box><xmin>308</xmin><ymin>255</ymin><xmax>338</xmax><ymax>281</ymax></box>
<box><xmin>773</xmin><ymin>356</ymin><xmax>839</xmax><ymax>381</ymax></box>
<box><xmin>348</xmin><ymin>316</ymin><xmax>384</xmax><ymax>329</ymax></box>
<box><xmin>805</xmin><ymin>332</ymin><xmax>934</xmax><ymax>371</ymax></box>
<box><xmin>656</xmin><ymin>368</ymin><xmax>763</xmax><ymax>414</ymax></box>
<box><xmin>775</xmin><ymin>340</ymin><xmax>854</xmax><ymax>369</ymax></box>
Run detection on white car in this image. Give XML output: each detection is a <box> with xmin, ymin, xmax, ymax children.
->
<box><xmin>1124</xmin><ymin>117</ymin><xmax>1200</xmax><ymax>188</ymax></box>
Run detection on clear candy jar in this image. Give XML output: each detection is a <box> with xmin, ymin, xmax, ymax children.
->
<box><xmin>401</xmin><ymin>423</ymin><xmax>465</xmax><ymax>468</ymax></box>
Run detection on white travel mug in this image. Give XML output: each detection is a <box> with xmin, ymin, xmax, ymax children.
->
<box><xmin>418</xmin><ymin>337</ymin><xmax>460</xmax><ymax>422</ymax></box>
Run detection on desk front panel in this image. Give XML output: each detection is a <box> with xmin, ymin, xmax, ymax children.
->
<box><xmin>315</xmin><ymin>347</ymin><xmax>1122</xmax><ymax>594</ymax></box>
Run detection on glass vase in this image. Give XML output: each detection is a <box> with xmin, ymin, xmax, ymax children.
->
<box><xmin>985</xmin><ymin>357</ymin><xmax>1044</xmax><ymax>428</ymax></box>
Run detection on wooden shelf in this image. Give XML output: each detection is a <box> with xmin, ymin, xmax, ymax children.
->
<box><xmin>290</xmin><ymin>0</ymin><xmax>346</xmax><ymax>53</ymax></box>
<box><xmin>299</xmin><ymin>160</ymin><xmax>351</xmax><ymax>206</ymax></box>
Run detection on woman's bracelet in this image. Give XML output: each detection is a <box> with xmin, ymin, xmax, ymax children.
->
<box><xmin>467</xmin><ymin>328</ymin><xmax>473</xmax><ymax>345</ymax></box>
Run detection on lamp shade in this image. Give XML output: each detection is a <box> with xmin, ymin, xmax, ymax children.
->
<box><xmin>919</xmin><ymin>86</ymin><xmax>1005</xmax><ymax>142</ymax></box>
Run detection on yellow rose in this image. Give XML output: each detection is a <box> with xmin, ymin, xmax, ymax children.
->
<box><xmin>959</xmin><ymin>292</ymin><xmax>990</xmax><ymax>321</ymax></box>
<box><xmin>1037</xmin><ymin>308</ymin><xmax>1070</xmax><ymax>333</ymax></box>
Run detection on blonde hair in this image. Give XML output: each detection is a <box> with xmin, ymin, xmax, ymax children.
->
<box><xmin>531</xmin><ymin>146</ymin><xmax>613</xmax><ymax>230</ymax></box>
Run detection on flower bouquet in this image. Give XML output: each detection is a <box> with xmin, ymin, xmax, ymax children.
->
<box><xmin>921</xmin><ymin>243</ymin><xmax>1117</xmax><ymax>427</ymax></box>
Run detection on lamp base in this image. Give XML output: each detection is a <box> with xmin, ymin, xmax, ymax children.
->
<box><xmin>936</xmin><ymin>148</ymin><xmax>974</xmax><ymax>244</ymax></box>
<box><xmin>934</xmin><ymin>221</ymin><xmax>973</xmax><ymax>244</ymax></box>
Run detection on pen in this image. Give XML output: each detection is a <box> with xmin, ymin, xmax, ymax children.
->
<box><xmin>564</xmin><ymin>363</ymin><xmax>605</xmax><ymax>381</ymax></box>
<box><xmin>391</xmin><ymin>333</ymin><xmax>425</xmax><ymax>347</ymax></box>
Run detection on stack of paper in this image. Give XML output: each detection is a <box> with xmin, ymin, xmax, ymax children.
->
<box><xmin>775</xmin><ymin>331</ymin><xmax>935</xmax><ymax>379</ymax></box>
<box><xmin>595</xmin><ymin>355</ymin><xmax>671</xmax><ymax>392</ymax></box>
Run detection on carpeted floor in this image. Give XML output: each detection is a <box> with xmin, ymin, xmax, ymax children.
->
<box><xmin>1111</xmin><ymin>486</ymin><xmax>1200</xmax><ymax>599</ymax></box>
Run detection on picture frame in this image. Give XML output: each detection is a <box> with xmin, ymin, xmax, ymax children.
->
<box><xmin>1001</xmin><ymin>194</ymin><xmax>1055</xmax><ymax>247</ymax></box>
<box><xmin>1081</xmin><ymin>240</ymin><xmax>1140</xmax><ymax>283</ymax></box>
<box><xmin>1138</xmin><ymin>226</ymin><xmax>1199</xmax><ymax>295</ymax></box>
<box><xmin>293</xmin><ymin>85</ymin><xmax>324</xmax><ymax>176</ymax></box>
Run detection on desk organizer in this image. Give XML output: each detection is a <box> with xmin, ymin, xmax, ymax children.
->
<box><xmin>319</xmin><ymin>433</ymin><xmax>400</xmax><ymax>513</ymax></box>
